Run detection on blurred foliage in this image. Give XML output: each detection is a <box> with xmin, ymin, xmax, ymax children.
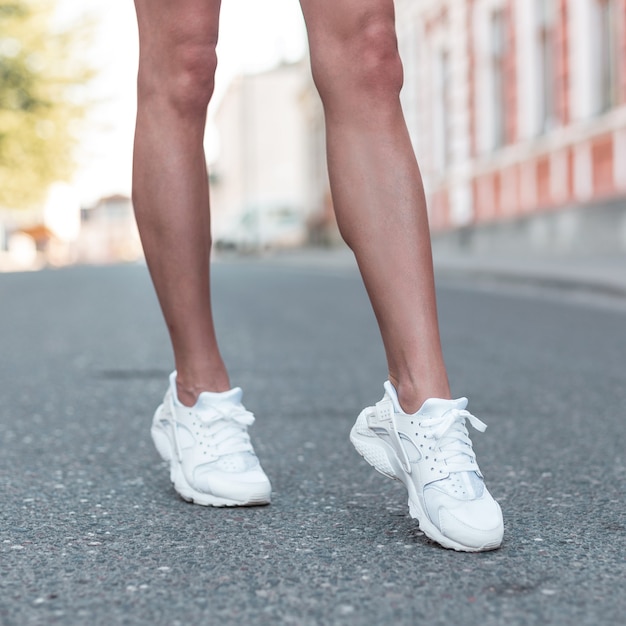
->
<box><xmin>0</xmin><ymin>0</ymin><xmax>93</xmax><ymax>209</ymax></box>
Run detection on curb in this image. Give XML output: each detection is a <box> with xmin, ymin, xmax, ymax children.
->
<box><xmin>433</xmin><ymin>262</ymin><xmax>626</xmax><ymax>300</ymax></box>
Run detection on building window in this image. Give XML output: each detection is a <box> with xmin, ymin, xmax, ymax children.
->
<box><xmin>490</xmin><ymin>8</ymin><xmax>507</xmax><ymax>148</ymax></box>
<box><xmin>537</xmin><ymin>0</ymin><xmax>557</xmax><ymax>132</ymax></box>
<box><xmin>594</xmin><ymin>0</ymin><xmax>619</xmax><ymax>112</ymax></box>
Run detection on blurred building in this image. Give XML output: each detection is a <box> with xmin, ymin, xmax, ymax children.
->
<box><xmin>0</xmin><ymin>194</ymin><xmax>141</xmax><ymax>271</ymax></box>
<box><xmin>211</xmin><ymin>61</ymin><xmax>312</xmax><ymax>251</ymax></box>
<box><xmin>0</xmin><ymin>209</ymin><xmax>44</xmax><ymax>272</ymax></box>
<box><xmin>299</xmin><ymin>66</ymin><xmax>342</xmax><ymax>247</ymax></box>
<box><xmin>77</xmin><ymin>194</ymin><xmax>142</xmax><ymax>264</ymax></box>
<box><xmin>0</xmin><ymin>188</ymin><xmax>80</xmax><ymax>271</ymax></box>
<box><xmin>397</xmin><ymin>0</ymin><xmax>626</xmax><ymax>254</ymax></box>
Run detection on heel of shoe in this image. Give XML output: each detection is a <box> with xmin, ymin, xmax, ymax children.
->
<box><xmin>151</xmin><ymin>404</ymin><xmax>174</xmax><ymax>462</ymax></box>
<box><xmin>151</xmin><ymin>412</ymin><xmax>174</xmax><ymax>463</ymax></box>
<box><xmin>151</xmin><ymin>427</ymin><xmax>172</xmax><ymax>462</ymax></box>
<box><xmin>350</xmin><ymin>413</ymin><xmax>399</xmax><ymax>480</ymax></box>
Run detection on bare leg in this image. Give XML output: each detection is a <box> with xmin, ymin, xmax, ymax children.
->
<box><xmin>300</xmin><ymin>0</ymin><xmax>451</xmax><ymax>412</ymax></box>
<box><xmin>133</xmin><ymin>0</ymin><xmax>229</xmax><ymax>405</ymax></box>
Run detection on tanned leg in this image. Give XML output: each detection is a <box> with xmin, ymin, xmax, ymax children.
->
<box><xmin>133</xmin><ymin>0</ymin><xmax>229</xmax><ymax>406</ymax></box>
<box><xmin>300</xmin><ymin>0</ymin><xmax>450</xmax><ymax>412</ymax></box>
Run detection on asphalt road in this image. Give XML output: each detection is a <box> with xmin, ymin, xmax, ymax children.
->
<box><xmin>1</xmin><ymin>256</ymin><xmax>625</xmax><ymax>626</ymax></box>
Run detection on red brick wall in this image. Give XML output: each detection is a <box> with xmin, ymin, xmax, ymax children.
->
<box><xmin>566</xmin><ymin>147</ymin><xmax>575</xmax><ymax>200</ymax></box>
<box><xmin>591</xmin><ymin>134</ymin><xmax>615</xmax><ymax>196</ymax></box>
<box><xmin>536</xmin><ymin>156</ymin><xmax>551</xmax><ymax>208</ymax></box>
<box><xmin>430</xmin><ymin>189</ymin><xmax>451</xmax><ymax>230</ymax></box>
<box><xmin>473</xmin><ymin>173</ymin><xmax>497</xmax><ymax>223</ymax></box>
<box><xmin>501</xmin><ymin>165</ymin><xmax>520</xmax><ymax>215</ymax></box>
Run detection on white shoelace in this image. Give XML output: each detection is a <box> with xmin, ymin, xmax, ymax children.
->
<box><xmin>420</xmin><ymin>409</ymin><xmax>487</xmax><ymax>472</ymax></box>
<box><xmin>171</xmin><ymin>395</ymin><xmax>256</xmax><ymax>461</ymax></box>
<box><xmin>198</xmin><ymin>405</ymin><xmax>255</xmax><ymax>453</ymax></box>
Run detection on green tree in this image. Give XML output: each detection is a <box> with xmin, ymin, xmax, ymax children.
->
<box><xmin>0</xmin><ymin>0</ymin><xmax>92</xmax><ymax>209</ymax></box>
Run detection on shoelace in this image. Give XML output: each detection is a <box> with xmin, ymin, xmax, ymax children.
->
<box><xmin>420</xmin><ymin>409</ymin><xmax>487</xmax><ymax>472</ymax></box>
<box><xmin>198</xmin><ymin>405</ymin><xmax>255</xmax><ymax>453</ymax></box>
<box><xmin>170</xmin><ymin>395</ymin><xmax>255</xmax><ymax>462</ymax></box>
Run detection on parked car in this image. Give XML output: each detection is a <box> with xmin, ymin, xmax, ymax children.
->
<box><xmin>215</xmin><ymin>206</ymin><xmax>306</xmax><ymax>252</ymax></box>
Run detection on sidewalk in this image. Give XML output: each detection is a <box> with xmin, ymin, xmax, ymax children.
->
<box><xmin>240</xmin><ymin>245</ymin><xmax>626</xmax><ymax>298</ymax></box>
<box><xmin>432</xmin><ymin>250</ymin><xmax>626</xmax><ymax>298</ymax></box>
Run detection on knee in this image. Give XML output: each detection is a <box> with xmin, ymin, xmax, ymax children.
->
<box><xmin>138</xmin><ymin>30</ymin><xmax>218</xmax><ymax>115</ymax></box>
<box><xmin>310</xmin><ymin>16</ymin><xmax>403</xmax><ymax>106</ymax></box>
<box><xmin>355</xmin><ymin>18</ymin><xmax>404</xmax><ymax>96</ymax></box>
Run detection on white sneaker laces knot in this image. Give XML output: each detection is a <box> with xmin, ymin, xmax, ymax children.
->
<box><xmin>199</xmin><ymin>406</ymin><xmax>255</xmax><ymax>427</ymax></box>
<box><xmin>421</xmin><ymin>408</ymin><xmax>487</xmax><ymax>471</ymax></box>
<box><xmin>170</xmin><ymin>392</ymin><xmax>256</xmax><ymax>461</ymax></box>
<box><xmin>197</xmin><ymin>406</ymin><xmax>255</xmax><ymax>456</ymax></box>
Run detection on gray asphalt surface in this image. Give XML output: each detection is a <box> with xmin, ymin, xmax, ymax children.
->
<box><xmin>1</xmin><ymin>256</ymin><xmax>625</xmax><ymax>626</ymax></box>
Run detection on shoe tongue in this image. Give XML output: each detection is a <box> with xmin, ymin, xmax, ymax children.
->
<box><xmin>382</xmin><ymin>381</ymin><xmax>467</xmax><ymax>416</ymax></box>
<box><xmin>194</xmin><ymin>387</ymin><xmax>243</xmax><ymax>411</ymax></box>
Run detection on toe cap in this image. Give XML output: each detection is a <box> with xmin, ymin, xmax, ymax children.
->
<box><xmin>425</xmin><ymin>488</ymin><xmax>504</xmax><ymax>550</ymax></box>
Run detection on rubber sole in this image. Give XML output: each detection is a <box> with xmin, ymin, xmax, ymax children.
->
<box><xmin>350</xmin><ymin>409</ymin><xmax>502</xmax><ymax>552</ymax></box>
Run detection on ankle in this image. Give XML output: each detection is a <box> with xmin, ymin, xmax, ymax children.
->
<box><xmin>389</xmin><ymin>375</ymin><xmax>451</xmax><ymax>414</ymax></box>
<box><xmin>175</xmin><ymin>370</ymin><xmax>231</xmax><ymax>407</ymax></box>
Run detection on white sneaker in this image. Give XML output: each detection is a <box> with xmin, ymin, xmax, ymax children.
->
<box><xmin>350</xmin><ymin>382</ymin><xmax>503</xmax><ymax>551</ymax></box>
<box><xmin>151</xmin><ymin>372</ymin><xmax>271</xmax><ymax>507</ymax></box>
